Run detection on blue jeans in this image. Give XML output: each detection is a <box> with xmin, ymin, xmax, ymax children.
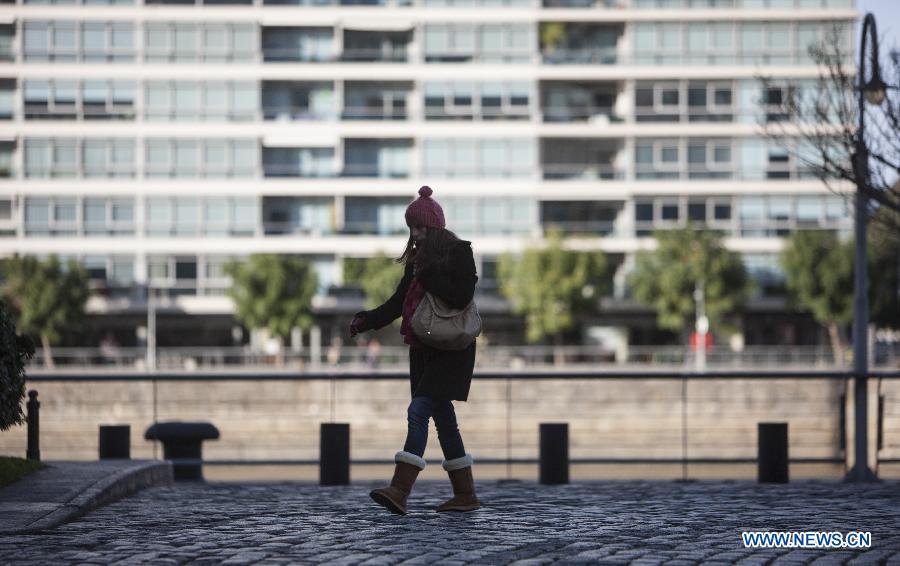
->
<box><xmin>402</xmin><ymin>396</ymin><xmax>466</xmax><ymax>460</ymax></box>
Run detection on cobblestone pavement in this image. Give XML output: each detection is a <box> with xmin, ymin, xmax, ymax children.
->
<box><xmin>2</xmin><ymin>479</ymin><xmax>899</xmax><ymax>565</ymax></box>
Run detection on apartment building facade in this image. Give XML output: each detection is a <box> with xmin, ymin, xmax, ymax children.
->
<box><xmin>0</xmin><ymin>0</ymin><xmax>857</xmax><ymax>350</ymax></box>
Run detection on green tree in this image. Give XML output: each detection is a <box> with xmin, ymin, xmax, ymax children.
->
<box><xmin>629</xmin><ymin>227</ymin><xmax>750</xmax><ymax>340</ymax></box>
<box><xmin>498</xmin><ymin>229</ymin><xmax>608</xmax><ymax>360</ymax></box>
<box><xmin>225</xmin><ymin>254</ymin><xmax>318</xmax><ymax>364</ymax></box>
<box><xmin>0</xmin><ymin>300</ymin><xmax>34</xmax><ymax>431</ymax></box>
<box><xmin>0</xmin><ymin>255</ymin><xmax>91</xmax><ymax>369</ymax></box>
<box><xmin>343</xmin><ymin>254</ymin><xmax>404</xmax><ymax>322</ymax></box>
<box><xmin>869</xmin><ymin>208</ymin><xmax>900</xmax><ymax>331</ymax></box>
<box><xmin>540</xmin><ymin>22</ymin><xmax>567</xmax><ymax>51</ymax></box>
<box><xmin>780</xmin><ymin>230</ymin><xmax>854</xmax><ymax>366</ymax></box>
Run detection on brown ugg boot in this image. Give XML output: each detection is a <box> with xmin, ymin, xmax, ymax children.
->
<box><xmin>369</xmin><ymin>451</ymin><xmax>426</xmax><ymax>515</ymax></box>
<box><xmin>436</xmin><ymin>453</ymin><xmax>481</xmax><ymax>512</ymax></box>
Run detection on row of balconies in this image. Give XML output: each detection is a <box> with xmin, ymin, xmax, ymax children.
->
<box><xmin>3</xmin><ymin>193</ymin><xmax>851</xmax><ymax>240</ymax></box>
<box><xmin>3</xmin><ymin>79</ymin><xmax>625</xmax><ymax>123</ymax></box>
<box><xmin>0</xmin><ymin>136</ymin><xmax>819</xmax><ymax>182</ymax></box>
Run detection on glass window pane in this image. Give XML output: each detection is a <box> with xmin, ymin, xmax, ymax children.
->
<box><xmin>25</xmin><ymin>198</ymin><xmax>51</xmax><ymax>227</ymax></box>
<box><xmin>688</xmin><ymin>144</ymin><xmax>706</xmax><ymax>164</ymax></box>
<box><xmin>635</xmin><ymin>202</ymin><xmax>653</xmax><ymax>222</ymax></box>
<box><xmin>796</xmin><ymin>196</ymin><xmax>820</xmax><ymax>221</ymax></box>
<box><xmin>24</xmin><ymin>80</ymin><xmax>50</xmax><ymax>103</ymax></box>
<box><xmin>175</xmin><ymin>198</ymin><xmax>199</xmax><ymax>233</ymax></box>
<box><xmin>635</xmin><ymin>144</ymin><xmax>653</xmax><ymax>164</ymax></box>
<box><xmin>53</xmin><ymin>23</ymin><xmax>77</xmax><ymax>50</ymax></box>
<box><xmin>83</xmin><ymin>80</ymin><xmax>107</xmax><ymax>104</ymax></box>
<box><xmin>824</xmin><ymin>196</ymin><xmax>844</xmax><ymax>219</ymax></box>
<box><xmin>661</xmin><ymin>145</ymin><xmax>678</xmax><ymax>163</ymax></box>
<box><xmin>713</xmin><ymin>144</ymin><xmax>731</xmax><ymax>163</ymax></box>
<box><xmin>712</xmin><ymin>23</ymin><xmax>732</xmax><ymax>49</ymax></box>
<box><xmin>111</xmin><ymin>259</ymin><xmax>133</xmax><ymax>283</ymax></box>
<box><xmin>24</xmin><ymin>23</ymin><xmax>49</xmax><ymax>54</ymax></box>
<box><xmin>739</xmin><ymin>197</ymin><xmax>765</xmax><ymax>220</ymax></box>
<box><xmin>688</xmin><ymin>202</ymin><xmax>706</xmax><ymax>222</ymax></box>
<box><xmin>82</xmin><ymin>23</ymin><xmax>106</xmax><ymax>55</ymax></box>
<box><xmin>112</xmin><ymin>82</ymin><xmax>134</xmax><ymax>104</ymax></box>
<box><xmin>714</xmin><ymin>202</ymin><xmax>731</xmax><ymax>221</ymax></box>
<box><xmin>111</xmin><ymin>24</ymin><xmax>133</xmax><ymax>50</ymax></box>
<box><xmin>659</xmin><ymin>24</ymin><xmax>680</xmax><ymax>50</ymax></box>
<box><xmin>687</xmin><ymin>24</ymin><xmax>705</xmax><ymax>51</ymax></box>
<box><xmin>688</xmin><ymin>86</ymin><xmax>706</xmax><ymax>107</ymax></box>
<box><xmin>768</xmin><ymin>196</ymin><xmax>790</xmax><ymax>220</ymax></box>
<box><xmin>83</xmin><ymin>198</ymin><xmax>106</xmax><ymax>224</ymax></box>
<box><xmin>175</xmin><ymin>140</ymin><xmax>199</xmax><ymax>175</ymax></box>
<box><xmin>232</xmin><ymin>198</ymin><xmax>257</xmax><ymax>230</ymax></box>
<box><xmin>111</xmin><ymin>199</ymin><xmax>133</xmax><ymax>222</ymax></box>
<box><xmin>768</xmin><ymin>24</ymin><xmax>790</xmax><ymax>50</ymax></box>
<box><xmin>741</xmin><ymin>24</ymin><xmax>763</xmax><ymax>54</ymax></box>
<box><xmin>55</xmin><ymin>198</ymin><xmax>76</xmax><ymax>222</ymax></box>
<box><xmin>661</xmin><ymin>203</ymin><xmax>679</xmax><ymax>221</ymax></box>
<box><xmin>146</xmin><ymin>198</ymin><xmax>172</xmax><ymax>224</ymax></box>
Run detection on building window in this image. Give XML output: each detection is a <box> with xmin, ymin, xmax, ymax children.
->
<box><xmin>423</xmin><ymin>138</ymin><xmax>533</xmax><ymax>179</ymax></box>
<box><xmin>24</xmin><ymin>21</ymin><xmax>134</xmax><ymax>62</ymax></box>
<box><xmin>145</xmin><ymin>139</ymin><xmax>257</xmax><ymax>178</ymax></box>
<box><xmin>146</xmin><ymin>23</ymin><xmax>257</xmax><ymax>63</ymax></box>
<box><xmin>145</xmin><ymin>196</ymin><xmax>257</xmax><ymax>237</ymax></box>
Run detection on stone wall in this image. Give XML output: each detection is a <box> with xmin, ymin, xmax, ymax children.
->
<box><xmin>2</xmin><ymin>377</ymin><xmax>896</xmax><ymax>468</ymax></box>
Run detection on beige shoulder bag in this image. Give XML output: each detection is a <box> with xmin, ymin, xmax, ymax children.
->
<box><xmin>410</xmin><ymin>292</ymin><xmax>482</xmax><ymax>350</ymax></box>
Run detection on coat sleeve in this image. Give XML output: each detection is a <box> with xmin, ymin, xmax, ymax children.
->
<box><xmin>355</xmin><ymin>262</ymin><xmax>413</xmax><ymax>332</ymax></box>
<box><xmin>417</xmin><ymin>243</ymin><xmax>478</xmax><ymax>310</ymax></box>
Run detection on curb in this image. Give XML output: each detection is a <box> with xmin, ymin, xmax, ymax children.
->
<box><xmin>4</xmin><ymin>460</ymin><xmax>173</xmax><ymax>535</ymax></box>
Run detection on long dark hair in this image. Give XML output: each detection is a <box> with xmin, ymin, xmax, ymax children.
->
<box><xmin>396</xmin><ymin>227</ymin><xmax>461</xmax><ymax>272</ymax></box>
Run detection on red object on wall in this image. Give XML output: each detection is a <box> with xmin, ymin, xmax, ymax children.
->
<box><xmin>690</xmin><ymin>332</ymin><xmax>713</xmax><ymax>351</ymax></box>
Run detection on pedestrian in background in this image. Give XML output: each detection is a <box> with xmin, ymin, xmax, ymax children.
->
<box><xmin>350</xmin><ymin>186</ymin><xmax>481</xmax><ymax>515</ymax></box>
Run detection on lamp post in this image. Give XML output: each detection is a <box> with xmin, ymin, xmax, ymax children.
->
<box><xmin>845</xmin><ymin>13</ymin><xmax>885</xmax><ymax>483</ymax></box>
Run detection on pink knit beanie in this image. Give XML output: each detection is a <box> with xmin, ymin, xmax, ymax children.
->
<box><xmin>405</xmin><ymin>186</ymin><xmax>446</xmax><ymax>229</ymax></box>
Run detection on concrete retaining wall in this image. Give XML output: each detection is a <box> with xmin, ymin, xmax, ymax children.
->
<box><xmin>2</xmin><ymin>377</ymin><xmax>896</xmax><ymax>466</ymax></box>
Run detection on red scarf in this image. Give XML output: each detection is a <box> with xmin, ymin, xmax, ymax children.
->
<box><xmin>400</xmin><ymin>251</ymin><xmax>427</xmax><ymax>347</ymax></box>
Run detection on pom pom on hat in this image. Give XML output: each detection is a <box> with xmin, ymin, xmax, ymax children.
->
<box><xmin>405</xmin><ymin>186</ymin><xmax>445</xmax><ymax>229</ymax></box>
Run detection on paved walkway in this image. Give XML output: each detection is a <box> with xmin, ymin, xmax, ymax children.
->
<box><xmin>0</xmin><ymin>460</ymin><xmax>171</xmax><ymax>534</ymax></box>
<box><xmin>2</xmin><ymin>478</ymin><xmax>899</xmax><ymax>564</ymax></box>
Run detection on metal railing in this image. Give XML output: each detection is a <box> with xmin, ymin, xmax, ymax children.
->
<box><xmin>26</xmin><ymin>344</ymin><xmax>900</xmax><ymax>371</ymax></box>
<box><xmin>20</xmin><ymin>370</ymin><xmax>900</xmax><ymax>479</ymax></box>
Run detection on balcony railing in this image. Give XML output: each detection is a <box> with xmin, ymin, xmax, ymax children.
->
<box><xmin>542</xmin><ymin>47</ymin><xmax>618</xmax><ymax>65</ymax></box>
<box><xmin>542</xmin><ymin>106</ymin><xmax>623</xmax><ymax>123</ymax></box>
<box><xmin>540</xmin><ymin>220</ymin><xmax>619</xmax><ymax>235</ymax></box>
<box><xmin>262</xmin><ymin>48</ymin><xmax>407</xmax><ymax>63</ymax></box>
<box><xmin>541</xmin><ymin>164</ymin><xmax>623</xmax><ymax>180</ymax></box>
<box><xmin>263</xmin><ymin>105</ymin><xmax>335</xmax><ymax>121</ymax></box>
<box><xmin>340</xmin><ymin>48</ymin><xmax>408</xmax><ymax>63</ymax></box>
<box><xmin>263</xmin><ymin>164</ymin><xmax>337</xmax><ymax>178</ymax></box>
<box><xmin>341</xmin><ymin>107</ymin><xmax>408</xmax><ymax>121</ymax></box>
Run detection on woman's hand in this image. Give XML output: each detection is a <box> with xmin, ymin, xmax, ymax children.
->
<box><xmin>349</xmin><ymin>314</ymin><xmax>365</xmax><ymax>337</ymax></box>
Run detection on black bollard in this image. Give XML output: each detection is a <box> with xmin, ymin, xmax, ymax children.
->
<box><xmin>539</xmin><ymin>423</ymin><xmax>568</xmax><ymax>485</ymax></box>
<box><xmin>144</xmin><ymin>422</ymin><xmax>219</xmax><ymax>481</ymax></box>
<box><xmin>26</xmin><ymin>390</ymin><xmax>40</xmax><ymax>461</ymax></box>
<box><xmin>758</xmin><ymin>422</ymin><xmax>789</xmax><ymax>483</ymax></box>
<box><xmin>99</xmin><ymin>425</ymin><xmax>131</xmax><ymax>459</ymax></box>
<box><xmin>320</xmin><ymin>423</ymin><xmax>350</xmax><ymax>486</ymax></box>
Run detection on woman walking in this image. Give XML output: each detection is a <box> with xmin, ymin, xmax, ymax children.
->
<box><xmin>349</xmin><ymin>186</ymin><xmax>481</xmax><ymax>515</ymax></box>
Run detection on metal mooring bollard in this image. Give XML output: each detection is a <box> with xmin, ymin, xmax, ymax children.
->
<box><xmin>539</xmin><ymin>422</ymin><xmax>569</xmax><ymax>485</ymax></box>
<box><xmin>99</xmin><ymin>425</ymin><xmax>131</xmax><ymax>459</ymax></box>
<box><xmin>320</xmin><ymin>423</ymin><xmax>350</xmax><ymax>486</ymax></box>
<box><xmin>26</xmin><ymin>390</ymin><xmax>40</xmax><ymax>461</ymax></box>
<box><xmin>758</xmin><ymin>422</ymin><xmax>789</xmax><ymax>483</ymax></box>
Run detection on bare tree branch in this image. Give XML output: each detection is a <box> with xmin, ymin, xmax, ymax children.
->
<box><xmin>759</xmin><ymin>22</ymin><xmax>900</xmax><ymax>229</ymax></box>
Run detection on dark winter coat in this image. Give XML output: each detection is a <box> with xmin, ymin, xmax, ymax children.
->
<box><xmin>355</xmin><ymin>239</ymin><xmax>478</xmax><ymax>401</ymax></box>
